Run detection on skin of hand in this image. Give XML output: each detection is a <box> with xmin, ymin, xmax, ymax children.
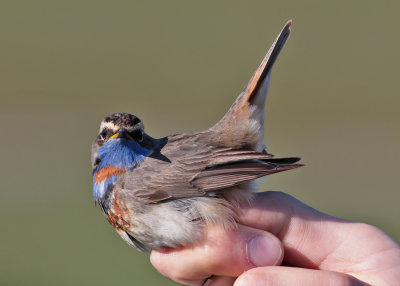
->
<box><xmin>150</xmin><ymin>191</ymin><xmax>400</xmax><ymax>286</ymax></box>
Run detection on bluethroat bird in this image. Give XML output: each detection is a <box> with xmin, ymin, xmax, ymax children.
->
<box><xmin>91</xmin><ymin>21</ymin><xmax>301</xmax><ymax>252</ymax></box>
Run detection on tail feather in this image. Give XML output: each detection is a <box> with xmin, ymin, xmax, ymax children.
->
<box><xmin>211</xmin><ymin>21</ymin><xmax>292</xmax><ymax>150</ymax></box>
<box><xmin>240</xmin><ymin>20</ymin><xmax>292</xmax><ymax>108</ymax></box>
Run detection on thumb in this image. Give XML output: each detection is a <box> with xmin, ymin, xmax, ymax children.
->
<box><xmin>150</xmin><ymin>224</ymin><xmax>283</xmax><ymax>285</ymax></box>
<box><xmin>235</xmin><ymin>266</ymin><xmax>369</xmax><ymax>286</ymax></box>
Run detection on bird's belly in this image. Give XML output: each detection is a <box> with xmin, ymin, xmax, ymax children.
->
<box><xmin>120</xmin><ymin>199</ymin><xmax>205</xmax><ymax>251</ymax></box>
<box><xmin>108</xmin><ymin>183</ymin><xmax>257</xmax><ymax>251</ymax></box>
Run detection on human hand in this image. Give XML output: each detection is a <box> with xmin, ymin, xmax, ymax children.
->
<box><xmin>150</xmin><ymin>191</ymin><xmax>400</xmax><ymax>285</ymax></box>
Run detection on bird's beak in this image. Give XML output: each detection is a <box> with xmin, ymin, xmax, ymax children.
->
<box><xmin>109</xmin><ymin>129</ymin><xmax>134</xmax><ymax>140</ymax></box>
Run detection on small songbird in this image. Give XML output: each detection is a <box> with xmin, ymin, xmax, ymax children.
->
<box><xmin>91</xmin><ymin>20</ymin><xmax>301</xmax><ymax>252</ymax></box>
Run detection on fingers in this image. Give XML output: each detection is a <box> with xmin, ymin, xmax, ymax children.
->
<box><xmin>150</xmin><ymin>224</ymin><xmax>283</xmax><ymax>286</ymax></box>
<box><xmin>238</xmin><ymin>191</ymin><xmax>351</xmax><ymax>268</ymax></box>
<box><xmin>234</xmin><ymin>266</ymin><xmax>370</xmax><ymax>286</ymax></box>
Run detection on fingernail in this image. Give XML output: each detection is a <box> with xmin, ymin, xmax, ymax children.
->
<box><xmin>246</xmin><ymin>235</ymin><xmax>282</xmax><ymax>266</ymax></box>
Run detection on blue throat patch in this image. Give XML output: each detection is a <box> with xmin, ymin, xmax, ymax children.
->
<box><xmin>93</xmin><ymin>139</ymin><xmax>151</xmax><ymax>199</ymax></box>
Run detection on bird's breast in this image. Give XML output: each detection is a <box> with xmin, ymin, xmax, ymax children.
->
<box><xmin>93</xmin><ymin>165</ymin><xmax>126</xmax><ymax>202</ymax></box>
<box><xmin>93</xmin><ymin>139</ymin><xmax>151</xmax><ymax>201</ymax></box>
<box><xmin>94</xmin><ymin>165</ymin><xmax>126</xmax><ymax>183</ymax></box>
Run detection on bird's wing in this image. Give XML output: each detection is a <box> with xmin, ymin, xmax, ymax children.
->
<box><xmin>191</xmin><ymin>157</ymin><xmax>301</xmax><ymax>192</ymax></box>
<box><xmin>210</xmin><ymin>20</ymin><xmax>292</xmax><ymax>150</ymax></box>
<box><xmin>119</xmin><ymin>133</ymin><xmax>301</xmax><ymax>203</ymax></box>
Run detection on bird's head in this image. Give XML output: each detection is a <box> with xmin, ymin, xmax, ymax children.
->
<box><xmin>91</xmin><ymin>113</ymin><xmax>148</xmax><ymax>170</ymax></box>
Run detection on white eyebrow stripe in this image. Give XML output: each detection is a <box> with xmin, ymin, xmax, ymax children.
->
<box><xmin>99</xmin><ymin>121</ymin><xmax>119</xmax><ymax>132</ymax></box>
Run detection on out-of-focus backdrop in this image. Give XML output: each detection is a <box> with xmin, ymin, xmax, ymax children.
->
<box><xmin>1</xmin><ymin>1</ymin><xmax>399</xmax><ymax>285</ymax></box>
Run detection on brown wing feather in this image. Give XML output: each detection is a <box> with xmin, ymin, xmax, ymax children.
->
<box><xmin>191</xmin><ymin>159</ymin><xmax>302</xmax><ymax>192</ymax></box>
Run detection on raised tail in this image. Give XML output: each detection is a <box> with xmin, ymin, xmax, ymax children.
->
<box><xmin>211</xmin><ymin>21</ymin><xmax>292</xmax><ymax>151</ymax></box>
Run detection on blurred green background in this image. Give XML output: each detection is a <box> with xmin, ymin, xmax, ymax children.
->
<box><xmin>1</xmin><ymin>0</ymin><xmax>399</xmax><ymax>285</ymax></box>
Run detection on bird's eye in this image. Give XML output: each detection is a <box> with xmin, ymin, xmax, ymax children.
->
<box><xmin>99</xmin><ymin>130</ymin><xmax>107</xmax><ymax>141</ymax></box>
